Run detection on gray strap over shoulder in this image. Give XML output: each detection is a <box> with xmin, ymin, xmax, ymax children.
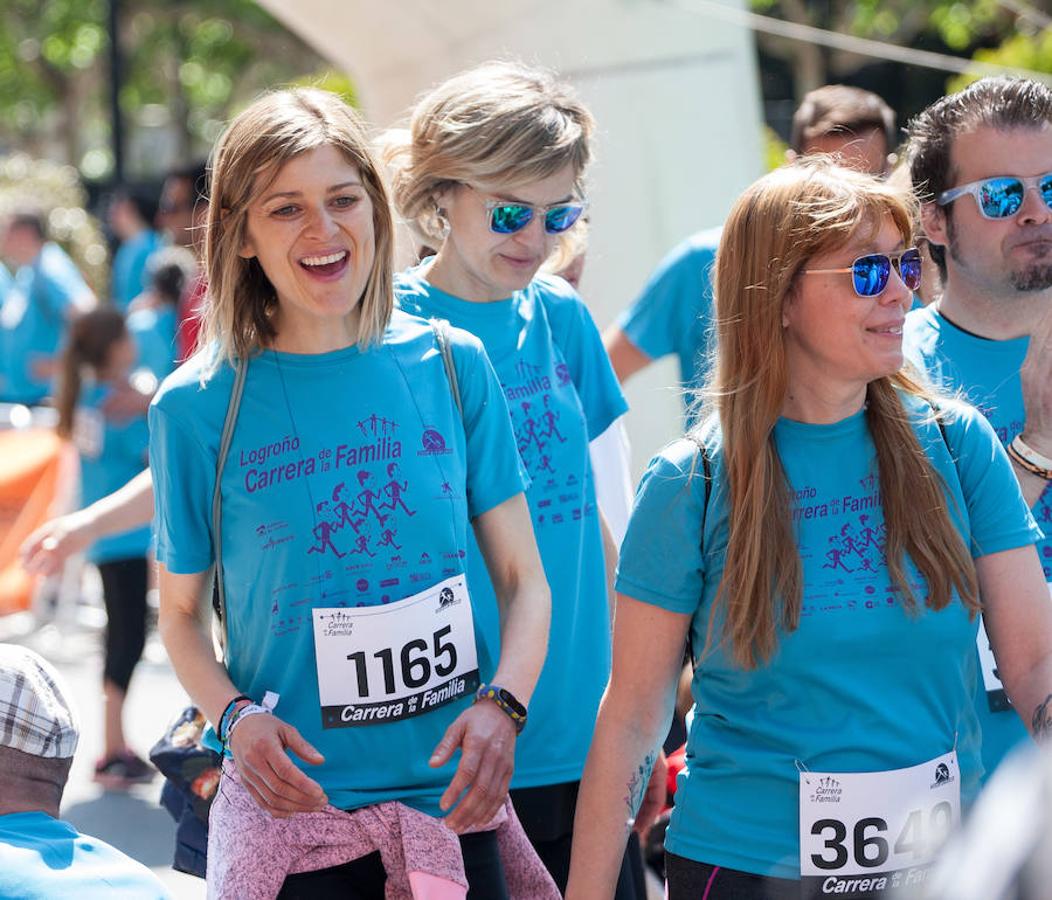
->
<box><xmin>211</xmin><ymin>356</ymin><xmax>248</xmax><ymax>650</ymax></box>
<box><xmin>430</xmin><ymin>318</ymin><xmax>463</xmax><ymax>418</ymax></box>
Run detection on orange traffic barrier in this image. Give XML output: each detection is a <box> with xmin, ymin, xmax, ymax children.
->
<box><xmin>0</xmin><ymin>429</ymin><xmax>67</xmax><ymax>615</ymax></box>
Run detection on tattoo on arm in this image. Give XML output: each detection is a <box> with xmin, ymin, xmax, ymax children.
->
<box><xmin>623</xmin><ymin>751</ymin><xmax>656</xmax><ymax>826</ymax></box>
<box><xmin>1032</xmin><ymin>693</ymin><xmax>1052</xmax><ymax>741</ymax></box>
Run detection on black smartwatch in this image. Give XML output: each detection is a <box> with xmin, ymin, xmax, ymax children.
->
<box><xmin>475</xmin><ymin>683</ymin><xmax>527</xmax><ymax>733</ymax></box>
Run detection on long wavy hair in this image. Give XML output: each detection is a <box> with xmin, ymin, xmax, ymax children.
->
<box><xmin>197</xmin><ymin>88</ymin><xmax>395</xmax><ymax>373</ymax></box>
<box><xmin>699</xmin><ymin>157</ymin><xmax>979</xmax><ymax>669</ymax></box>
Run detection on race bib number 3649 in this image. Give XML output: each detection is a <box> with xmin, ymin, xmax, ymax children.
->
<box><xmin>312</xmin><ymin>575</ymin><xmax>479</xmax><ymax>729</ymax></box>
<box><xmin>799</xmin><ymin>751</ymin><xmax>960</xmax><ymax>899</ymax></box>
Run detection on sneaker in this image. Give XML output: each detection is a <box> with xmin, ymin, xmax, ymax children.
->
<box><xmin>93</xmin><ymin>751</ymin><xmax>155</xmax><ymax>789</ymax></box>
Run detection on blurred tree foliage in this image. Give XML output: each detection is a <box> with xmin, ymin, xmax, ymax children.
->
<box><xmin>749</xmin><ymin>0</ymin><xmax>1033</xmax><ymax>101</ymax></box>
<box><xmin>0</xmin><ymin>0</ymin><xmax>344</xmax><ymax>178</ymax></box>
<box><xmin>0</xmin><ymin>155</ymin><xmax>109</xmax><ymax>294</ymax></box>
<box><xmin>949</xmin><ymin>24</ymin><xmax>1052</xmax><ymax>91</ymax></box>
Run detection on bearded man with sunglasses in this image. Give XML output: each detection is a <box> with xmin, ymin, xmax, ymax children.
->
<box><xmin>904</xmin><ymin>75</ymin><xmax>1052</xmax><ymax>781</ymax></box>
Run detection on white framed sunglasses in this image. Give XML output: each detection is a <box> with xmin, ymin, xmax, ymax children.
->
<box><xmin>937</xmin><ymin>172</ymin><xmax>1052</xmax><ymax>220</ymax></box>
<box><xmin>465</xmin><ymin>185</ymin><xmax>587</xmax><ymax>235</ymax></box>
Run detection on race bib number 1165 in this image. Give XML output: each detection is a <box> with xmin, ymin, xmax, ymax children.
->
<box><xmin>312</xmin><ymin>575</ymin><xmax>479</xmax><ymax>729</ymax></box>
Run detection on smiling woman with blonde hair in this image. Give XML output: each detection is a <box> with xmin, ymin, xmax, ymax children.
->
<box><xmin>150</xmin><ymin>87</ymin><xmax>554</xmax><ymax>898</ymax></box>
<box><xmin>567</xmin><ymin>157</ymin><xmax>1052</xmax><ymax>900</ymax></box>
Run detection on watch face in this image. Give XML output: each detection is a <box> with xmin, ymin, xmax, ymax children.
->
<box><xmin>497</xmin><ymin>688</ymin><xmax>527</xmax><ymax>717</ymax></box>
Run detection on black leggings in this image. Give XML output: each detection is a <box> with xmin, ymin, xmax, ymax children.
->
<box><xmin>511</xmin><ymin>780</ymin><xmax>644</xmax><ymax>899</ymax></box>
<box><xmin>276</xmin><ymin>830</ymin><xmax>508</xmax><ymax>900</ymax></box>
<box><xmin>665</xmin><ymin>854</ymin><xmax>800</xmax><ymax>900</ymax></box>
<box><xmin>97</xmin><ymin>557</ymin><xmax>148</xmax><ymax>692</ymax></box>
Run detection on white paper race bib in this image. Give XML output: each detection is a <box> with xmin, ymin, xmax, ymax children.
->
<box><xmin>312</xmin><ymin>575</ymin><xmax>479</xmax><ymax>729</ymax></box>
<box><xmin>799</xmin><ymin>750</ymin><xmax>960</xmax><ymax>898</ymax></box>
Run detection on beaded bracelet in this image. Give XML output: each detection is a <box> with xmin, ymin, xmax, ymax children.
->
<box><xmin>218</xmin><ymin>694</ymin><xmax>252</xmax><ymax>744</ymax></box>
<box><xmin>225</xmin><ymin>704</ymin><xmax>273</xmax><ymax>744</ymax></box>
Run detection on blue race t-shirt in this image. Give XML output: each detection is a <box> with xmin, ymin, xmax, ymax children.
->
<box><xmin>616</xmin><ymin>397</ymin><xmax>1042</xmax><ymax>878</ymax></box>
<box><xmin>904</xmin><ymin>305</ymin><xmax>1052</xmax><ymax>776</ymax></box>
<box><xmin>617</xmin><ymin>227</ymin><xmax>720</xmax><ymax>416</ymax></box>
<box><xmin>150</xmin><ymin>310</ymin><xmax>527</xmax><ymax>815</ymax></box>
<box><xmin>73</xmin><ymin>382</ymin><xmax>151</xmax><ymax>565</ymax></box>
<box><xmin>128</xmin><ymin>304</ymin><xmax>178</xmax><ymax>383</ymax></box>
<box><xmin>396</xmin><ymin>266</ymin><xmax>629</xmax><ymax>788</ymax></box>
<box><xmin>0</xmin><ymin>811</ymin><xmax>170</xmax><ymax>899</ymax></box>
<box><xmin>0</xmin><ymin>243</ymin><xmax>92</xmax><ymax>405</ymax></box>
<box><xmin>111</xmin><ymin>230</ymin><xmax>163</xmax><ymax>309</ymax></box>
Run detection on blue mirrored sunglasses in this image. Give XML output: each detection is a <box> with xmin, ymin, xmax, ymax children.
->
<box><xmin>482</xmin><ymin>198</ymin><xmax>587</xmax><ymax>235</ymax></box>
<box><xmin>803</xmin><ymin>248</ymin><xmax>923</xmax><ymax>297</ymax></box>
<box><xmin>938</xmin><ymin>172</ymin><xmax>1052</xmax><ymax>219</ymax></box>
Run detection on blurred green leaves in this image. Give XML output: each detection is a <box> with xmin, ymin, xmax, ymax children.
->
<box><xmin>0</xmin><ymin>0</ymin><xmax>351</xmax><ymax>178</ymax></box>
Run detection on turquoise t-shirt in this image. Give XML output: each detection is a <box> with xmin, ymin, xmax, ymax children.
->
<box><xmin>76</xmin><ymin>380</ymin><xmax>151</xmax><ymax>563</ymax></box>
<box><xmin>396</xmin><ymin>266</ymin><xmax>629</xmax><ymax>788</ymax></box>
<box><xmin>617</xmin><ymin>227</ymin><xmax>720</xmax><ymax>415</ymax></box>
<box><xmin>904</xmin><ymin>305</ymin><xmax>1052</xmax><ymax>777</ymax></box>
<box><xmin>0</xmin><ymin>243</ymin><xmax>91</xmax><ymax>405</ymax></box>
<box><xmin>616</xmin><ymin>397</ymin><xmax>1042</xmax><ymax>878</ymax></box>
<box><xmin>111</xmin><ymin>230</ymin><xmax>163</xmax><ymax>309</ymax></box>
<box><xmin>75</xmin><ymin>382</ymin><xmax>151</xmax><ymax>565</ymax></box>
<box><xmin>0</xmin><ymin>811</ymin><xmax>170</xmax><ymax>899</ymax></box>
<box><xmin>128</xmin><ymin>305</ymin><xmax>178</xmax><ymax>383</ymax></box>
<box><xmin>150</xmin><ymin>310</ymin><xmax>528</xmax><ymax>815</ymax></box>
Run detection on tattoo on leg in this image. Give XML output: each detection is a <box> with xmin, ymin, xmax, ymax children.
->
<box><xmin>1032</xmin><ymin>693</ymin><xmax>1052</xmax><ymax>740</ymax></box>
<box><xmin>624</xmin><ymin>751</ymin><xmax>656</xmax><ymax>826</ymax></box>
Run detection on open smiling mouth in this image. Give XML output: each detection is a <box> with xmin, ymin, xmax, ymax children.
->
<box><xmin>300</xmin><ymin>250</ymin><xmax>349</xmax><ymax>276</ymax></box>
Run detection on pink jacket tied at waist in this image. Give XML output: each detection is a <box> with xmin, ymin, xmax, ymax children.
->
<box><xmin>207</xmin><ymin>760</ymin><xmax>560</xmax><ymax>900</ymax></box>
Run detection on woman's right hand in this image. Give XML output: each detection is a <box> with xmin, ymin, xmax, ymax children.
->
<box><xmin>20</xmin><ymin>511</ymin><xmax>96</xmax><ymax>576</ymax></box>
<box><xmin>227</xmin><ymin>712</ymin><xmax>329</xmax><ymax>818</ymax></box>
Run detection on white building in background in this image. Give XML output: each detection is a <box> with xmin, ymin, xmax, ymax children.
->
<box><xmin>258</xmin><ymin>0</ymin><xmax>764</xmax><ymax>473</ymax></box>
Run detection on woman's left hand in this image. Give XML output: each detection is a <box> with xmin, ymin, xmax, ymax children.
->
<box><xmin>429</xmin><ymin>700</ymin><xmax>517</xmax><ymax>833</ymax></box>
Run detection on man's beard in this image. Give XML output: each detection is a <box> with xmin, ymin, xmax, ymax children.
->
<box><xmin>947</xmin><ymin>213</ymin><xmax>1052</xmax><ymax>293</ymax></box>
<box><xmin>1009</xmin><ymin>264</ymin><xmax>1052</xmax><ymax>292</ymax></box>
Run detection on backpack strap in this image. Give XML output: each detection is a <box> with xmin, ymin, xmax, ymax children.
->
<box><xmin>686</xmin><ymin>434</ymin><xmax>713</xmax><ymax>518</ymax></box>
<box><xmin>684</xmin><ymin>434</ymin><xmax>713</xmax><ymax>668</ymax></box>
<box><xmin>430</xmin><ymin>318</ymin><xmax>463</xmax><ymax>418</ymax></box>
<box><xmin>210</xmin><ymin>356</ymin><xmax>249</xmax><ymax>652</ymax></box>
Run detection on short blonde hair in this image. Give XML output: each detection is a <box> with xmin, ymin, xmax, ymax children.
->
<box><xmin>198</xmin><ymin>88</ymin><xmax>394</xmax><ymax>372</ymax></box>
<box><xmin>384</xmin><ymin>61</ymin><xmax>594</xmax><ymax>244</ymax></box>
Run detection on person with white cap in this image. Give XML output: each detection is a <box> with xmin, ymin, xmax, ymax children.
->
<box><xmin>0</xmin><ymin>643</ymin><xmax>170</xmax><ymax>898</ymax></box>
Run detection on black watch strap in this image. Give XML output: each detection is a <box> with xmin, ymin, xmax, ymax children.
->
<box><xmin>475</xmin><ymin>683</ymin><xmax>527</xmax><ymax>733</ymax></box>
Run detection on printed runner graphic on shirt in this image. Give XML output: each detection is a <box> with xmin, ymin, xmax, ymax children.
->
<box><xmin>500</xmin><ymin>357</ymin><xmax>594</xmax><ymax>531</ymax></box>
<box><xmin>239</xmin><ymin>413</ymin><xmax>466</xmax><ymax>638</ymax></box>
<box><xmin>796</xmin><ymin>472</ymin><xmax>923</xmax><ymax>617</ymax></box>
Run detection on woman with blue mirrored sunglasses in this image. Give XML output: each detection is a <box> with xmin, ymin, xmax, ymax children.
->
<box><xmin>804</xmin><ymin>247</ymin><xmax>923</xmax><ymax>296</ymax></box>
<box><xmin>385</xmin><ymin>61</ymin><xmax>640</xmax><ymax>900</ymax></box>
<box><xmin>473</xmin><ymin>185</ymin><xmax>588</xmax><ymax>236</ymax></box>
<box><xmin>937</xmin><ymin>172</ymin><xmax>1052</xmax><ymax>219</ymax></box>
<box><xmin>561</xmin><ymin>157</ymin><xmax>1052</xmax><ymax>900</ymax></box>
